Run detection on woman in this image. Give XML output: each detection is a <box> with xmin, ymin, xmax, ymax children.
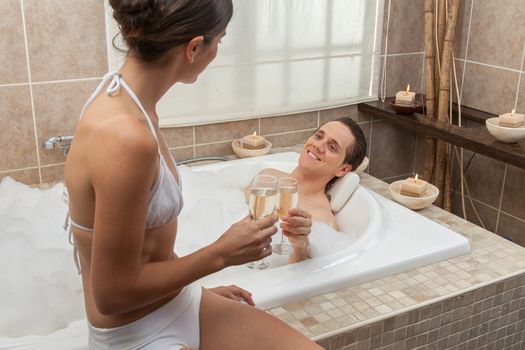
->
<box><xmin>64</xmin><ymin>1</ymin><xmax>320</xmax><ymax>349</ymax></box>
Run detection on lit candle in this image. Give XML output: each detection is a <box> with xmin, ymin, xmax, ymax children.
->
<box><xmin>498</xmin><ymin>109</ymin><xmax>524</xmax><ymax>128</ymax></box>
<box><xmin>400</xmin><ymin>174</ymin><xmax>427</xmax><ymax>197</ymax></box>
<box><xmin>395</xmin><ymin>84</ymin><xmax>416</xmax><ymax>106</ymax></box>
<box><xmin>241</xmin><ymin>131</ymin><xmax>267</xmax><ymax>149</ymax></box>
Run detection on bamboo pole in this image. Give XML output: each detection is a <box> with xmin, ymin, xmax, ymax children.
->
<box><xmin>435</xmin><ymin>0</ymin><xmax>460</xmax><ymax>209</ymax></box>
<box><xmin>435</xmin><ymin>0</ymin><xmax>446</xmax><ymax>109</ymax></box>
<box><xmin>423</xmin><ymin>0</ymin><xmax>436</xmax><ymax>182</ymax></box>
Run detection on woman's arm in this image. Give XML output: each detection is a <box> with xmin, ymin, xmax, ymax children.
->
<box><xmin>88</xmin><ymin>123</ymin><xmax>277</xmax><ymax>315</ymax></box>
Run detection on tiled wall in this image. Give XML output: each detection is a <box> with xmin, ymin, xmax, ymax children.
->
<box><xmin>0</xmin><ymin>0</ymin><xmax>418</xmax><ymax>189</ymax></box>
<box><xmin>316</xmin><ymin>273</ymin><xmax>525</xmax><ymax>350</ymax></box>
<box><xmin>380</xmin><ymin>0</ymin><xmax>525</xmax><ymax>245</ymax></box>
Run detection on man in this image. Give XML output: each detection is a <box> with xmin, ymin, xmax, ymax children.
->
<box><xmin>249</xmin><ymin>117</ymin><xmax>367</xmax><ymax>262</ymax></box>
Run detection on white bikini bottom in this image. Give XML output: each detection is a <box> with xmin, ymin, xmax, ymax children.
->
<box><xmin>88</xmin><ymin>284</ymin><xmax>202</xmax><ymax>349</ymax></box>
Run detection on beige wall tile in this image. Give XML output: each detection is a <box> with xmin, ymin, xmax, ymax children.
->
<box><xmin>0</xmin><ymin>85</ymin><xmax>37</xmax><ymax>171</ymax></box>
<box><xmin>0</xmin><ymin>0</ymin><xmax>28</xmax><ymax>84</ymax></box>
<box><xmin>458</xmin><ymin>150</ymin><xmax>506</xmax><ymax>208</ymax></box>
<box><xmin>380</xmin><ymin>54</ymin><xmax>424</xmax><ymax>98</ymax></box>
<box><xmin>0</xmin><ymin>168</ymin><xmax>40</xmax><ymax>185</ymax></box>
<box><xmin>260</xmin><ymin>111</ymin><xmax>317</xmax><ymax>135</ymax></box>
<box><xmin>382</xmin><ymin>0</ymin><xmax>425</xmax><ymax>55</ymax></box>
<box><xmin>516</xmin><ymin>73</ymin><xmax>525</xmax><ymax>113</ymax></box>
<box><xmin>500</xmin><ymin>165</ymin><xmax>525</xmax><ymax>221</ymax></box>
<box><xmin>195</xmin><ymin>141</ymin><xmax>235</xmax><ymax>158</ymax></box>
<box><xmin>33</xmin><ymin>80</ymin><xmax>100</xmax><ymax>165</ymax></box>
<box><xmin>461</xmin><ymin>63</ymin><xmax>519</xmax><ymax>115</ymax></box>
<box><xmin>40</xmin><ymin>164</ymin><xmax>64</xmax><ymax>184</ymax></box>
<box><xmin>451</xmin><ymin>192</ymin><xmax>498</xmax><ymax>233</ymax></box>
<box><xmin>368</xmin><ymin>121</ymin><xmax>416</xmax><ymax>179</ymax></box>
<box><xmin>467</xmin><ymin>0</ymin><xmax>525</xmax><ymax>69</ymax></box>
<box><xmin>195</xmin><ymin>119</ymin><xmax>258</xmax><ymax>144</ymax></box>
<box><xmin>497</xmin><ymin>213</ymin><xmax>525</xmax><ymax>248</ymax></box>
<box><xmin>319</xmin><ymin>105</ymin><xmax>371</xmax><ymax>124</ymax></box>
<box><xmin>162</xmin><ymin>126</ymin><xmax>193</xmax><ymax>148</ymax></box>
<box><xmin>454</xmin><ymin>0</ymin><xmax>473</xmax><ymax>60</ymax></box>
<box><xmin>24</xmin><ymin>0</ymin><xmax>107</xmax><ymax>81</ymax></box>
<box><xmin>170</xmin><ymin>147</ymin><xmax>194</xmax><ymax>163</ymax></box>
<box><xmin>265</xmin><ymin>130</ymin><xmax>316</xmax><ymax>148</ymax></box>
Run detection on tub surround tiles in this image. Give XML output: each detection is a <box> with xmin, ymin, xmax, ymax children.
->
<box><xmin>454</xmin><ymin>0</ymin><xmax>473</xmax><ymax>61</ymax></box>
<box><xmin>195</xmin><ymin>141</ymin><xmax>236</xmax><ymax>158</ymax></box>
<box><xmin>466</xmin><ymin>0</ymin><xmax>525</xmax><ymax>70</ymax></box>
<box><xmin>381</xmin><ymin>0</ymin><xmax>424</xmax><ymax>55</ymax></box>
<box><xmin>163</xmin><ymin>126</ymin><xmax>194</xmax><ymax>148</ymax></box>
<box><xmin>0</xmin><ymin>168</ymin><xmax>39</xmax><ymax>185</ymax></box>
<box><xmin>260</xmin><ymin>111</ymin><xmax>318</xmax><ymax>135</ymax></box>
<box><xmin>319</xmin><ymin>105</ymin><xmax>371</xmax><ymax>124</ymax></box>
<box><xmin>194</xmin><ymin>119</ymin><xmax>258</xmax><ymax>145</ymax></box>
<box><xmin>34</xmin><ymin>80</ymin><xmax>100</xmax><ymax>166</ymax></box>
<box><xmin>368</xmin><ymin>121</ymin><xmax>416</xmax><ymax>180</ymax></box>
<box><xmin>0</xmin><ymin>85</ymin><xmax>37</xmax><ymax>172</ymax></box>
<box><xmin>379</xmin><ymin>54</ymin><xmax>424</xmax><ymax>98</ymax></box>
<box><xmin>266</xmin><ymin>173</ymin><xmax>525</xmax><ymax>346</ymax></box>
<box><xmin>517</xmin><ymin>73</ymin><xmax>525</xmax><ymax>119</ymax></box>
<box><xmin>500</xmin><ymin>165</ymin><xmax>525</xmax><ymax>220</ymax></box>
<box><xmin>40</xmin><ymin>164</ymin><xmax>64</xmax><ymax>185</ymax></box>
<box><xmin>264</xmin><ymin>129</ymin><xmax>316</xmax><ymax>149</ymax></box>
<box><xmin>459</xmin><ymin>62</ymin><xmax>520</xmax><ymax>117</ymax></box>
<box><xmin>170</xmin><ymin>147</ymin><xmax>194</xmax><ymax>163</ymax></box>
<box><xmin>451</xmin><ymin>192</ymin><xmax>499</xmax><ymax>234</ymax></box>
<box><xmin>497</xmin><ymin>213</ymin><xmax>525</xmax><ymax>248</ymax></box>
<box><xmin>316</xmin><ymin>273</ymin><xmax>525</xmax><ymax>349</ymax></box>
<box><xmin>452</xmin><ymin>150</ymin><xmax>506</xmax><ymax>209</ymax></box>
<box><xmin>0</xmin><ymin>0</ymin><xmax>28</xmax><ymax>84</ymax></box>
<box><xmin>24</xmin><ymin>0</ymin><xmax>107</xmax><ymax>82</ymax></box>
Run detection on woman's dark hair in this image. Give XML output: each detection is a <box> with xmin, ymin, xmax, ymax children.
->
<box><xmin>109</xmin><ymin>0</ymin><xmax>233</xmax><ymax>62</ymax></box>
<box><xmin>325</xmin><ymin>117</ymin><xmax>367</xmax><ymax>191</ymax></box>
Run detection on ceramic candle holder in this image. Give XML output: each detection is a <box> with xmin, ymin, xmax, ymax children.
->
<box><xmin>389</xmin><ymin>180</ymin><xmax>439</xmax><ymax>210</ymax></box>
<box><xmin>485</xmin><ymin>117</ymin><xmax>525</xmax><ymax>143</ymax></box>
<box><xmin>232</xmin><ymin>138</ymin><xmax>272</xmax><ymax>158</ymax></box>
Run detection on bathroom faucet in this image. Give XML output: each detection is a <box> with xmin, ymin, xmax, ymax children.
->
<box><xmin>42</xmin><ymin>135</ymin><xmax>74</xmax><ymax>156</ymax></box>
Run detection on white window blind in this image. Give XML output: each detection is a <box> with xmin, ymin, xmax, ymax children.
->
<box><xmin>105</xmin><ymin>0</ymin><xmax>384</xmax><ymax>127</ymax></box>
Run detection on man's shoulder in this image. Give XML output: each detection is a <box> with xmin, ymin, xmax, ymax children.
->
<box><xmin>259</xmin><ymin>168</ymin><xmax>290</xmax><ymax>177</ymax></box>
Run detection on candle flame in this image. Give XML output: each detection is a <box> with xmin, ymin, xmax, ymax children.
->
<box><xmin>253</xmin><ymin>131</ymin><xmax>257</xmax><ymax>136</ymax></box>
<box><xmin>406</xmin><ymin>84</ymin><xmax>411</xmax><ymax>93</ymax></box>
<box><xmin>511</xmin><ymin>109</ymin><xmax>516</xmax><ymax>114</ymax></box>
<box><xmin>415</xmin><ymin>174</ymin><xmax>419</xmax><ymax>181</ymax></box>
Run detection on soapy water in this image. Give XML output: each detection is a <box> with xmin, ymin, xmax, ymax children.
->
<box><xmin>0</xmin><ymin>162</ymin><xmax>354</xmax><ymax>338</ymax></box>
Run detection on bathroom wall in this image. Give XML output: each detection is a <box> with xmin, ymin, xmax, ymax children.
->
<box><xmin>1</xmin><ymin>0</ymin><xmax>523</xmax><ymax>246</ymax></box>
<box><xmin>0</xmin><ymin>0</ymin><xmax>415</xmax><ymax>187</ymax></box>
<box><xmin>378</xmin><ymin>0</ymin><xmax>525</xmax><ymax>246</ymax></box>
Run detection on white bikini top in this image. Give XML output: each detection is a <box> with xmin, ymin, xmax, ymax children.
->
<box><xmin>66</xmin><ymin>71</ymin><xmax>183</xmax><ymax>234</ymax></box>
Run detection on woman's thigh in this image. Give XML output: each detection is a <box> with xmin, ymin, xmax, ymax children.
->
<box><xmin>199</xmin><ymin>289</ymin><xmax>322</xmax><ymax>350</ymax></box>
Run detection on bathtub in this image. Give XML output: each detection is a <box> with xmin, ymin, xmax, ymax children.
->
<box><xmin>0</xmin><ymin>152</ymin><xmax>470</xmax><ymax>349</ymax></box>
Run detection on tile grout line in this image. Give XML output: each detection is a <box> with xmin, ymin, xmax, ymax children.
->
<box><xmin>513</xmin><ymin>41</ymin><xmax>525</xmax><ymax>111</ymax></box>
<box><xmin>19</xmin><ymin>0</ymin><xmax>42</xmax><ymax>184</ymax></box>
<box><xmin>192</xmin><ymin>126</ymin><xmax>196</xmax><ymax>159</ymax></box>
<box><xmin>455</xmin><ymin>58</ymin><xmax>523</xmax><ymax>75</ymax></box>
<box><xmin>494</xmin><ymin>164</ymin><xmax>508</xmax><ymax>235</ymax></box>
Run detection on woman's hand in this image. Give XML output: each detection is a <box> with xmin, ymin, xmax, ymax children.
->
<box><xmin>280</xmin><ymin>208</ymin><xmax>312</xmax><ymax>246</ymax></box>
<box><xmin>209</xmin><ymin>285</ymin><xmax>255</xmax><ymax>306</ymax></box>
<box><xmin>213</xmin><ymin>214</ymin><xmax>278</xmax><ymax>267</ymax></box>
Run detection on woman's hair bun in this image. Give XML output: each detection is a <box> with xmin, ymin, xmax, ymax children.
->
<box><xmin>109</xmin><ymin>0</ymin><xmax>159</xmax><ymax>41</ymax></box>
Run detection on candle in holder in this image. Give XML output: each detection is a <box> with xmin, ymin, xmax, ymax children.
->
<box><xmin>400</xmin><ymin>174</ymin><xmax>427</xmax><ymax>197</ymax></box>
<box><xmin>241</xmin><ymin>131</ymin><xmax>267</xmax><ymax>150</ymax></box>
<box><xmin>395</xmin><ymin>84</ymin><xmax>416</xmax><ymax>106</ymax></box>
<box><xmin>498</xmin><ymin>109</ymin><xmax>524</xmax><ymax>128</ymax></box>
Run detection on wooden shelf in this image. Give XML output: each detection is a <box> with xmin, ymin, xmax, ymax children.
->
<box><xmin>358</xmin><ymin>99</ymin><xmax>525</xmax><ymax>170</ymax></box>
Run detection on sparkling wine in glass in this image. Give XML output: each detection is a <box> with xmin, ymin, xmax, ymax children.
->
<box><xmin>246</xmin><ymin>174</ymin><xmax>277</xmax><ymax>269</ymax></box>
<box><xmin>273</xmin><ymin>177</ymin><xmax>298</xmax><ymax>255</ymax></box>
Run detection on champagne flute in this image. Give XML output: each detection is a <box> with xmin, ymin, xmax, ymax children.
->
<box><xmin>246</xmin><ymin>174</ymin><xmax>277</xmax><ymax>269</ymax></box>
<box><xmin>273</xmin><ymin>177</ymin><xmax>298</xmax><ymax>255</ymax></box>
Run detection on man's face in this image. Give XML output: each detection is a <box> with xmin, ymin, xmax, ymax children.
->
<box><xmin>298</xmin><ymin>121</ymin><xmax>354</xmax><ymax>178</ymax></box>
